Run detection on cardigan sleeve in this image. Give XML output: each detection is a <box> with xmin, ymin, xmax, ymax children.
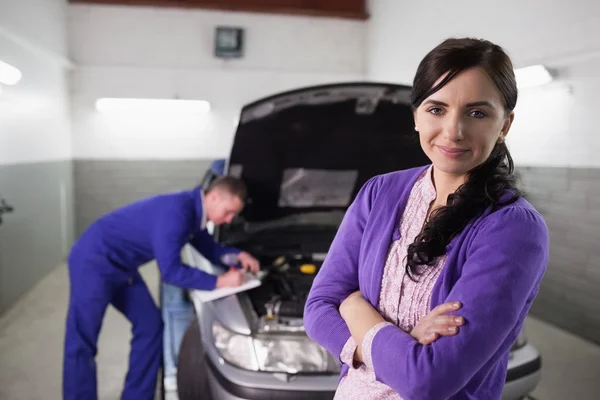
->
<box><xmin>369</xmin><ymin>206</ymin><xmax>549</xmax><ymax>400</ymax></box>
<box><xmin>304</xmin><ymin>176</ymin><xmax>381</xmax><ymax>362</ymax></box>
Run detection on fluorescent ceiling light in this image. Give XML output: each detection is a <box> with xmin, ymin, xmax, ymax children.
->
<box><xmin>95</xmin><ymin>98</ymin><xmax>211</xmax><ymax>114</ymax></box>
<box><xmin>514</xmin><ymin>65</ymin><xmax>553</xmax><ymax>89</ymax></box>
<box><xmin>0</xmin><ymin>60</ymin><xmax>22</xmax><ymax>85</ymax></box>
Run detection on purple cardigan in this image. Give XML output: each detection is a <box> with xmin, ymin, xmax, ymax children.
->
<box><xmin>304</xmin><ymin>166</ymin><xmax>549</xmax><ymax>400</ymax></box>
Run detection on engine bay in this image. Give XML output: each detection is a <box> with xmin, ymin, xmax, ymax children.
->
<box><xmin>247</xmin><ymin>253</ymin><xmax>324</xmax><ymax>333</ymax></box>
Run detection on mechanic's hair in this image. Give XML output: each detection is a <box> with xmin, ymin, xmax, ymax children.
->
<box><xmin>406</xmin><ymin>37</ymin><xmax>522</xmax><ymax>279</ymax></box>
<box><xmin>205</xmin><ymin>176</ymin><xmax>247</xmax><ymax>203</ymax></box>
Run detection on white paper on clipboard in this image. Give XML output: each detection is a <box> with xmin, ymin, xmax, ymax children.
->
<box><xmin>183</xmin><ymin>244</ymin><xmax>268</xmax><ymax>303</ymax></box>
<box><xmin>191</xmin><ymin>270</ymin><xmax>268</xmax><ymax>303</ymax></box>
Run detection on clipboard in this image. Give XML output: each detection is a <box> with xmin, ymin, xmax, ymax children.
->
<box><xmin>191</xmin><ymin>270</ymin><xmax>268</xmax><ymax>303</ymax></box>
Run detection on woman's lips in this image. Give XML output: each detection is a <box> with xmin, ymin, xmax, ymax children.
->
<box><xmin>437</xmin><ymin>145</ymin><xmax>470</xmax><ymax>159</ymax></box>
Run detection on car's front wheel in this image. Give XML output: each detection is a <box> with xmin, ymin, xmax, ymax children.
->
<box><xmin>177</xmin><ymin>318</ymin><xmax>213</xmax><ymax>400</ymax></box>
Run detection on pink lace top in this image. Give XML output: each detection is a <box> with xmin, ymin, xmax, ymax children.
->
<box><xmin>335</xmin><ymin>167</ymin><xmax>448</xmax><ymax>400</ymax></box>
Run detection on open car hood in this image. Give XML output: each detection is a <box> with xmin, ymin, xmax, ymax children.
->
<box><xmin>226</xmin><ymin>82</ymin><xmax>430</xmax><ymax>222</ymax></box>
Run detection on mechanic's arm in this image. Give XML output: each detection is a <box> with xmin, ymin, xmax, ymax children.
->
<box><xmin>190</xmin><ymin>229</ymin><xmax>241</xmax><ymax>268</ymax></box>
<box><xmin>345</xmin><ymin>207</ymin><xmax>549</xmax><ymax>400</ymax></box>
<box><xmin>304</xmin><ymin>176</ymin><xmax>381</xmax><ymax>364</ymax></box>
<box><xmin>153</xmin><ymin>209</ymin><xmax>221</xmax><ymax>290</ymax></box>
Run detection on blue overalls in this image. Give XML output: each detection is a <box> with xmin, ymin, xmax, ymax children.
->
<box><xmin>63</xmin><ymin>187</ymin><xmax>239</xmax><ymax>400</ymax></box>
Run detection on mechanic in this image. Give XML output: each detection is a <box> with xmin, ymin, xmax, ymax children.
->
<box><xmin>63</xmin><ymin>175</ymin><xmax>260</xmax><ymax>400</ymax></box>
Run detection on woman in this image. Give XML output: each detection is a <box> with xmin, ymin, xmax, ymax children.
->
<box><xmin>304</xmin><ymin>38</ymin><xmax>549</xmax><ymax>400</ymax></box>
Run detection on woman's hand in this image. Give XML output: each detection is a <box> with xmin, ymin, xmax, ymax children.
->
<box><xmin>339</xmin><ymin>290</ymin><xmax>384</xmax><ymax>364</ymax></box>
<box><xmin>339</xmin><ymin>290</ymin><xmax>366</xmax><ymax>319</ymax></box>
<box><xmin>410</xmin><ymin>302</ymin><xmax>464</xmax><ymax>345</ymax></box>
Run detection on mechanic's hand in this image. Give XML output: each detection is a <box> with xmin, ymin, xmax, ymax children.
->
<box><xmin>216</xmin><ymin>268</ymin><xmax>246</xmax><ymax>289</ymax></box>
<box><xmin>238</xmin><ymin>252</ymin><xmax>260</xmax><ymax>274</ymax></box>
<box><xmin>410</xmin><ymin>302</ymin><xmax>464</xmax><ymax>345</ymax></box>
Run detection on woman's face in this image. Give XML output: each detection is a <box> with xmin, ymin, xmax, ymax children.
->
<box><xmin>413</xmin><ymin>67</ymin><xmax>514</xmax><ymax>178</ymax></box>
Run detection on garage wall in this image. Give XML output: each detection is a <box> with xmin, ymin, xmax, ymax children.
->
<box><xmin>516</xmin><ymin>58</ymin><xmax>600</xmax><ymax>345</ymax></box>
<box><xmin>365</xmin><ymin>0</ymin><xmax>600</xmax><ymax>344</ymax></box>
<box><xmin>519</xmin><ymin>166</ymin><xmax>600</xmax><ymax>344</ymax></box>
<box><xmin>365</xmin><ymin>0</ymin><xmax>600</xmax><ymax>168</ymax></box>
<box><xmin>0</xmin><ymin>0</ymin><xmax>74</xmax><ymax>314</ymax></box>
<box><xmin>68</xmin><ymin>3</ymin><xmax>366</xmax><ymax>235</ymax></box>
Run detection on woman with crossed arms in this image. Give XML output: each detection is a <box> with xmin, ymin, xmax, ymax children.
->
<box><xmin>304</xmin><ymin>37</ymin><xmax>549</xmax><ymax>400</ymax></box>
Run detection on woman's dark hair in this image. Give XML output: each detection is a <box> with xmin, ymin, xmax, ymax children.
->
<box><xmin>406</xmin><ymin>37</ymin><xmax>522</xmax><ymax>279</ymax></box>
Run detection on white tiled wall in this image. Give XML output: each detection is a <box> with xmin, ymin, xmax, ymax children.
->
<box><xmin>519</xmin><ymin>166</ymin><xmax>600</xmax><ymax>344</ymax></box>
<box><xmin>0</xmin><ymin>0</ymin><xmax>72</xmax><ymax>165</ymax></box>
<box><xmin>0</xmin><ymin>0</ymin><xmax>75</xmax><ymax>314</ymax></box>
<box><xmin>68</xmin><ymin>4</ymin><xmax>367</xmax><ymax>160</ymax></box>
<box><xmin>365</xmin><ymin>0</ymin><xmax>600</xmax><ymax>168</ymax></box>
<box><xmin>365</xmin><ymin>0</ymin><xmax>600</xmax><ymax>83</ymax></box>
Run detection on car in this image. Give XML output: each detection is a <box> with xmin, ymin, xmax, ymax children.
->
<box><xmin>162</xmin><ymin>82</ymin><xmax>542</xmax><ymax>400</ymax></box>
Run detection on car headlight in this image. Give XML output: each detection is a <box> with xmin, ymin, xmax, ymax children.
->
<box><xmin>212</xmin><ymin>321</ymin><xmax>335</xmax><ymax>373</ymax></box>
<box><xmin>213</xmin><ymin>320</ymin><xmax>259</xmax><ymax>371</ymax></box>
<box><xmin>253</xmin><ymin>335</ymin><xmax>330</xmax><ymax>374</ymax></box>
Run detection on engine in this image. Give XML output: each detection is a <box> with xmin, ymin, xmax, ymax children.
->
<box><xmin>247</xmin><ymin>254</ymin><xmax>323</xmax><ymax>332</ymax></box>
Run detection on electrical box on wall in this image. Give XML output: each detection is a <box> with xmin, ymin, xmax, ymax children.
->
<box><xmin>214</xmin><ymin>26</ymin><xmax>244</xmax><ymax>59</ymax></box>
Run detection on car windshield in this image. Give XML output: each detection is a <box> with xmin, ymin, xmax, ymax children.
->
<box><xmin>278</xmin><ymin>169</ymin><xmax>359</xmax><ymax>208</ymax></box>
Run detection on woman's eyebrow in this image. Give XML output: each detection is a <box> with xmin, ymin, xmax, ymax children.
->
<box><xmin>465</xmin><ymin>101</ymin><xmax>496</xmax><ymax>109</ymax></box>
<box><xmin>423</xmin><ymin>99</ymin><xmax>497</xmax><ymax>109</ymax></box>
<box><xmin>423</xmin><ymin>99</ymin><xmax>448</xmax><ymax>107</ymax></box>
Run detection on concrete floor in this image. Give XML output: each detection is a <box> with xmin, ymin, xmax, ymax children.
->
<box><xmin>1</xmin><ymin>264</ymin><xmax>599</xmax><ymax>400</ymax></box>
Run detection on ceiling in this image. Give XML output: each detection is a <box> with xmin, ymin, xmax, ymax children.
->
<box><xmin>69</xmin><ymin>0</ymin><xmax>369</xmax><ymax>20</ymax></box>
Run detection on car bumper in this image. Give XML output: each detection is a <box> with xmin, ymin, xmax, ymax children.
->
<box><xmin>502</xmin><ymin>343</ymin><xmax>542</xmax><ymax>400</ymax></box>
<box><xmin>206</xmin><ymin>357</ymin><xmax>337</xmax><ymax>400</ymax></box>
<box><xmin>206</xmin><ymin>346</ymin><xmax>541</xmax><ymax>400</ymax></box>
<box><xmin>203</xmin><ymin>335</ymin><xmax>540</xmax><ymax>400</ymax></box>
